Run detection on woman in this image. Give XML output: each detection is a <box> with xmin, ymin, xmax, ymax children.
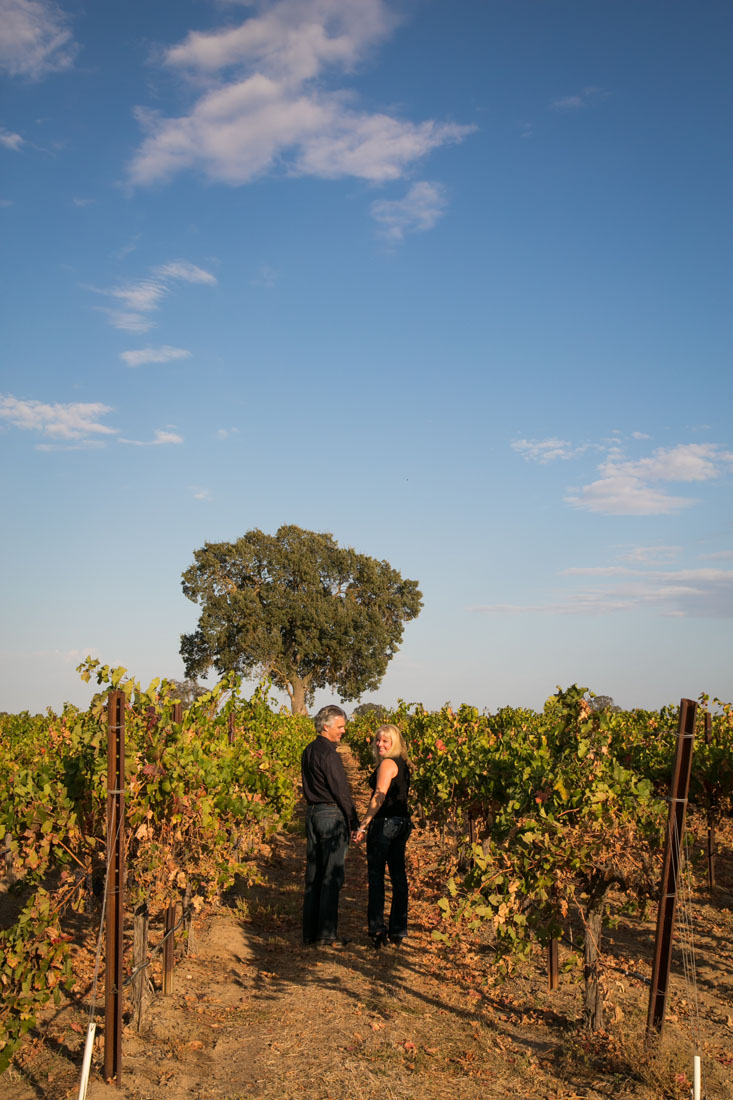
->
<box><xmin>353</xmin><ymin>724</ymin><xmax>412</xmax><ymax>949</ymax></box>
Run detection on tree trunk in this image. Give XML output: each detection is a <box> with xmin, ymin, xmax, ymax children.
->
<box><xmin>289</xmin><ymin>677</ymin><xmax>309</xmax><ymax>715</ymax></box>
<box><xmin>583</xmin><ymin>899</ymin><xmax>604</xmax><ymax>1032</ymax></box>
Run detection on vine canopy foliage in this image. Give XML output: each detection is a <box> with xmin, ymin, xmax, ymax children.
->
<box><xmin>180</xmin><ymin>525</ymin><xmax>423</xmax><ymax>714</ymax></box>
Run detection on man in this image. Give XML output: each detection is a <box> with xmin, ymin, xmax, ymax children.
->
<box><xmin>301</xmin><ymin>704</ymin><xmax>359</xmax><ymax>946</ymax></box>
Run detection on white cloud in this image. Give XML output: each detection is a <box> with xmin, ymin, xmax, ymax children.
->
<box><xmin>370</xmin><ymin>181</ymin><xmax>447</xmax><ymax>241</ymax></box>
<box><xmin>0</xmin><ymin>393</ymin><xmax>117</xmax><ymax>441</ymax></box>
<box><xmin>164</xmin><ymin>0</ymin><xmax>397</xmax><ymax>79</ymax></box>
<box><xmin>154</xmin><ymin>260</ymin><xmax>217</xmax><ymax>285</ymax></box>
<box><xmin>216</xmin><ymin>427</ymin><xmax>240</xmax><ymax>439</ymax></box>
<box><xmin>90</xmin><ymin>259</ymin><xmax>217</xmax><ymax>331</ymax></box>
<box><xmin>72</xmin><ymin>196</ymin><xmax>94</xmax><ymax>207</ymax></box>
<box><xmin>566</xmin><ymin>444</ymin><xmax>733</xmax><ymax>515</ymax></box>
<box><xmin>295</xmin><ymin>113</ymin><xmax>469</xmax><ymax>182</ymax></box>
<box><xmin>566</xmin><ymin>475</ymin><xmax>693</xmax><ymax>516</ymax></box>
<box><xmin>128</xmin><ymin>0</ymin><xmax>473</xmax><ymax>191</ymax></box>
<box><xmin>626</xmin><ymin>444</ymin><xmax>733</xmax><ymax>482</ymax></box>
<box><xmin>190</xmin><ymin>485</ymin><xmax>212</xmax><ymax>500</ymax></box>
<box><xmin>119</xmin><ymin>428</ymin><xmax>183</xmax><ymax>446</ymax></box>
<box><xmin>105</xmin><ymin>279</ymin><xmax>168</xmax><ymax>314</ymax></box>
<box><xmin>0</xmin><ymin>127</ymin><xmax>24</xmax><ymax>150</ymax></box>
<box><xmin>0</xmin><ymin>0</ymin><xmax>78</xmax><ymax>80</ymax></box>
<box><xmin>120</xmin><ymin>346</ymin><xmax>192</xmax><ymax>368</ymax></box>
<box><xmin>152</xmin><ymin>429</ymin><xmax>183</xmax><ymax>445</ymax></box>
<box><xmin>0</xmin><ymin>197</ymin><xmax>14</xmax><ymax>207</ymax></box>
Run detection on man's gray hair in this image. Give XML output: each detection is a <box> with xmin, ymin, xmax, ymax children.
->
<box><xmin>314</xmin><ymin>705</ymin><xmax>347</xmax><ymax>734</ymax></box>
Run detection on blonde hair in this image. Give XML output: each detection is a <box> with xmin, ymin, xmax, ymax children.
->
<box><xmin>372</xmin><ymin>724</ymin><xmax>407</xmax><ymax>762</ymax></box>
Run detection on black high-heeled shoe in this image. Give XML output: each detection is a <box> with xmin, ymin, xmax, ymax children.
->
<box><xmin>370</xmin><ymin>930</ymin><xmax>388</xmax><ymax>950</ymax></box>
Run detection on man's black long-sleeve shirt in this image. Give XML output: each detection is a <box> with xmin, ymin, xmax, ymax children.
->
<box><xmin>301</xmin><ymin>736</ymin><xmax>359</xmax><ymax>832</ymax></box>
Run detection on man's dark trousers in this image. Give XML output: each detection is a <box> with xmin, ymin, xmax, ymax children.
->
<box><xmin>303</xmin><ymin>805</ymin><xmax>348</xmax><ymax>944</ymax></box>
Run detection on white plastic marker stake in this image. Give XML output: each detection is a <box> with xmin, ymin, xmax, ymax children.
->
<box><xmin>692</xmin><ymin>1053</ymin><xmax>701</xmax><ymax>1100</ymax></box>
<box><xmin>77</xmin><ymin>1021</ymin><xmax>96</xmax><ymax>1100</ymax></box>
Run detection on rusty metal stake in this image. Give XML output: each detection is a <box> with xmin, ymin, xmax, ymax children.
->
<box><xmin>162</xmin><ymin>904</ymin><xmax>176</xmax><ymax>995</ymax></box>
<box><xmin>548</xmin><ymin>937</ymin><xmax>559</xmax><ymax>990</ymax></box>
<box><xmin>105</xmin><ymin>690</ymin><xmax>126</xmax><ymax>1084</ymax></box>
<box><xmin>704</xmin><ymin>712</ymin><xmax>715</xmax><ymax>892</ymax></box>
<box><xmin>646</xmin><ymin>698</ymin><xmax>696</xmax><ymax>1038</ymax></box>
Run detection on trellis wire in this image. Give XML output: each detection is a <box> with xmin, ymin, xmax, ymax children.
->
<box><xmin>672</xmin><ymin>813</ymin><xmax>703</xmax><ymax>1097</ymax></box>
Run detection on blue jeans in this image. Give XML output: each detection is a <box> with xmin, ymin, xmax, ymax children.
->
<box><xmin>366</xmin><ymin>816</ymin><xmax>411</xmax><ymax>939</ymax></box>
<box><xmin>303</xmin><ymin>806</ymin><xmax>348</xmax><ymax>943</ymax></box>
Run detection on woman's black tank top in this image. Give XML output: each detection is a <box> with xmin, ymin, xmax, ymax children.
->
<box><xmin>369</xmin><ymin>756</ymin><xmax>410</xmax><ymax>819</ymax></box>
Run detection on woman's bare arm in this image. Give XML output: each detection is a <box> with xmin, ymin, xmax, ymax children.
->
<box><xmin>353</xmin><ymin>759</ymin><xmax>398</xmax><ymax>842</ymax></box>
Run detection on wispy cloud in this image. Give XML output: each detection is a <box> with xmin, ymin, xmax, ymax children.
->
<box><xmin>0</xmin><ymin>393</ymin><xmax>117</xmax><ymax>441</ymax></box>
<box><xmin>190</xmin><ymin>485</ymin><xmax>211</xmax><ymax>501</ymax></box>
<box><xmin>250</xmin><ymin>263</ymin><xmax>278</xmax><ymax>288</ymax></box>
<box><xmin>470</xmin><ymin>566</ymin><xmax>733</xmax><ymax>620</ymax></box>
<box><xmin>0</xmin><ymin>0</ymin><xmax>78</xmax><ymax>80</ymax></box>
<box><xmin>114</xmin><ymin>235</ymin><xmax>141</xmax><ymax>262</ymax></box>
<box><xmin>154</xmin><ymin>260</ymin><xmax>217</xmax><ymax>285</ymax></box>
<box><xmin>90</xmin><ymin>259</ymin><xmax>217</xmax><ymax>332</ymax></box>
<box><xmin>128</xmin><ymin>0</ymin><xmax>474</xmax><ymax>194</ymax></box>
<box><xmin>511</xmin><ymin>438</ymin><xmax>593</xmax><ymax>464</ymax></box>
<box><xmin>618</xmin><ymin>545</ymin><xmax>682</xmax><ymax>564</ymax></box>
<box><xmin>0</xmin><ymin>646</ymin><xmax>100</xmax><ymax>662</ymax></box>
<box><xmin>120</xmin><ymin>346</ymin><xmax>192</xmax><ymax>368</ymax></box>
<box><xmin>119</xmin><ymin>428</ymin><xmax>183</xmax><ymax>446</ymax></box>
<box><xmin>72</xmin><ymin>196</ymin><xmax>94</xmax><ymax>207</ymax></box>
<box><xmin>370</xmin><ymin>181</ymin><xmax>448</xmax><ymax>241</ymax></box>
<box><xmin>566</xmin><ymin>443</ymin><xmax>733</xmax><ymax>515</ymax></box>
<box><xmin>550</xmin><ymin>86</ymin><xmax>607</xmax><ymax>112</ymax></box>
<box><xmin>0</xmin><ymin>127</ymin><xmax>24</xmax><ymax>150</ymax></box>
<box><xmin>216</xmin><ymin>427</ymin><xmax>239</xmax><ymax>440</ymax></box>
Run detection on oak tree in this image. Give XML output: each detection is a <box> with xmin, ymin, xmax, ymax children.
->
<box><xmin>180</xmin><ymin>525</ymin><xmax>422</xmax><ymax>714</ymax></box>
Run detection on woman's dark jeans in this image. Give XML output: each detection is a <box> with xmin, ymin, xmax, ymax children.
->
<box><xmin>303</xmin><ymin>806</ymin><xmax>348</xmax><ymax>944</ymax></box>
<box><xmin>366</xmin><ymin>816</ymin><xmax>411</xmax><ymax>939</ymax></box>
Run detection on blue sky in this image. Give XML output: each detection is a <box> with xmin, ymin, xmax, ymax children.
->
<box><xmin>1</xmin><ymin>0</ymin><xmax>732</xmax><ymax>716</ymax></box>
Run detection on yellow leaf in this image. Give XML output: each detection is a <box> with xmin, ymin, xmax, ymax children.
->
<box><xmin>554</xmin><ymin>778</ymin><xmax>569</xmax><ymax>802</ymax></box>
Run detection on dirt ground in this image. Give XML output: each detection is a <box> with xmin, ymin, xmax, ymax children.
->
<box><xmin>4</xmin><ymin>747</ymin><xmax>733</xmax><ymax>1100</ymax></box>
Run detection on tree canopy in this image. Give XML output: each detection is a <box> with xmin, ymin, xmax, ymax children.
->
<box><xmin>180</xmin><ymin>525</ymin><xmax>423</xmax><ymax>714</ymax></box>
<box><xmin>167</xmin><ymin>678</ymin><xmax>207</xmax><ymax>709</ymax></box>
